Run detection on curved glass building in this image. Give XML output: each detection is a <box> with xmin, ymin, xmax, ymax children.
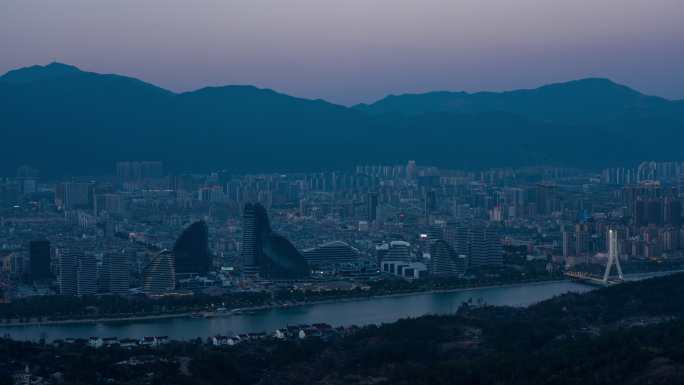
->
<box><xmin>143</xmin><ymin>250</ymin><xmax>176</xmax><ymax>295</ymax></box>
<box><xmin>429</xmin><ymin>239</ymin><xmax>467</xmax><ymax>276</ymax></box>
<box><xmin>241</xmin><ymin>203</ymin><xmax>309</xmax><ymax>279</ymax></box>
<box><xmin>173</xmin><ymin>220</ymin><xmax>212</xmax><ymax>275</ymax></box>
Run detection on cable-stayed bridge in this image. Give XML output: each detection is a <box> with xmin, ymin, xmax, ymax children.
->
<box><xmin>565</xmin><ymin>229</ymin><xmax>625</xmax><ymax>287</ymax></box>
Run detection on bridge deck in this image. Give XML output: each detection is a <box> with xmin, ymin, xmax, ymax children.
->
<box><xmin>564</xmin><ymin>271</ymin><xmax>623</xmax><ymax>287</ymax></box>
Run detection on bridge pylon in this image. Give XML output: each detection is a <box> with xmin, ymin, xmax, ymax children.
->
<box><xmin>603</xmin><ymin>229</ymin><xmax>624</xmax><ymax>284</ymax></box>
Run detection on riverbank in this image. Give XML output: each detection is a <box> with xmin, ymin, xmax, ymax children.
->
<box><xmin>0</xmin><ymin>277</ymin><xmax>568</xmax><ymax>328</ymax></box>
<box><xmin>248</xmin><ymin>277</ymin><xmax>571</xmax><ymax>311</ymax></box>
<box><xmin>3</xmin><ymin>270</ymin><xmax>680</xmax><ymax>329</ymax></box>
<box><xmin>0</xmin><ymin>280</ymin><xmax>595</xmax><ymax>342</ymax></box>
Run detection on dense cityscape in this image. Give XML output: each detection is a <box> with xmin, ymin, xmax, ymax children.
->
<box><xmin>3</xmin><ymin>0</ymin><xmax>684</xmax><ymax>382</ymax></box>
<box><xmin>1</xmin><ymin>160</ymin><xmax>683</xmax><ymax>303</ymax></box>
<box><xmin>2</xmin><ymin>160</ymin><xmax>684</xmax><ymax>383</ymax></box>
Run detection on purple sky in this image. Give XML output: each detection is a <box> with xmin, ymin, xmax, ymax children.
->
<box><xmin>2</xmin><ymin>0</ymin><xmax>683</xmax><ymax>105</ymax></box>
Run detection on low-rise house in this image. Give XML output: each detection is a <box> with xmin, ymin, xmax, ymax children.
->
<box><xmin>88</xmin><ymin>337</ymin><xmax>103</xmax><ymax>348</ymax></box>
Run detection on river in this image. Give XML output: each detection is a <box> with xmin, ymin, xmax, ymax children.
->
<box><xmin>0</xmin><ymin>281</ymin><xmax>593</xmax><ymax>341</ymax></box>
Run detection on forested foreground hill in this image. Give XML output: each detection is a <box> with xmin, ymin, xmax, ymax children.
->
<box><xmin>3</xmin><ymin>274</ymin><xmax>684</xmax><ymax>384</ymax></box>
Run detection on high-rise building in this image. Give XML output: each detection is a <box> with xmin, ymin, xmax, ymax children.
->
<box><xmin>468</xmin><ymin>225</ymin><xmax>502</xmax><ymax>267</ymax></box>
<box><xmin>624</xmin><ymin>181</ymin><xmax>672</xmax><ymax>226</ymax></box>
<box><xmin>77</xmin><ymin>255</ymin><xmax>97</xmax><ymax>296</ymax></box>
<box><xmin>535</xmin><ymin>183</ymin><xmax>557</xmax><ymax>216</ymax></box>
<box><xmin>173</xmin><ymin>221</ymin><xmax>212</xmax><ymax>275</ymax></box>
<box><xmin>59</xmin><ymin>253</ymin><xmax>97</xmax><ymax>296</ymax></box>
<box><xmin>241</xmin><ymin>203</ymin><xmax>259</xmax><ymax>276</ymax></box>
<box><xmin>664</xmin><ymin>197</ymin><xmax>682</xmax><ymax>227</ymax></box>
<box><xmin>428</xmin><ymin>222</ymin><xmax>445</xmax><ymax>241</ymax></box>
<box><xmin>240</xmin><ymin>202</ymin><xmax>309</xmax><ymax>279</ymax></box>
<box><xmin>430</xmin><ymin>240</ymin><xmax>467</xmax><ymax>276</ymax></box>
<box><xmin>143</xmin><ymin>250</ymin><xmax>176</xmax><ymax>295</ymax></box>
<box><xmin>444</xmin><ymin>222</ymin><xmax>469</xmax><ymax>257</ymax></box>
<box><xmin>29</xmin><ymin>240</ymin><xmax>51</xmax><ymax>281</ymax></box>
<box><xmin>94</xmin><ymin>193</ymin><xmax>122</xmax><ymax>216</ymax></box>
<box><xmin>116</xmin><ymin>161</ymin><xmax>164</xmax><ymax>181</ymax></box>
<box><xmin>55</xmin><ymin>182</ymin><xmax>93</xmax><ymax>210</ymax></box>
<box><xmin>59</xmin><ymin>253</ymin><xmax>79</xmax><ymax>295</ymax></box>
<box><xmin>575</xmin><ymin>224</ymin><xmax>589</xmax><ymax>255</ymax></box>
<box><xmin>104</xmin><ymin>253</ymin><xmax>129</xmax><ymax>295</ymax></box>
<box><xmin>424</xmin><ymin>189</ymin><xmax>437</xmax><ymax>218</ymax></box>
<box><xmin>646</xmin><ymin>199</ymin><xmax>663</xmax><ymax>225</ymax></box>
<box><xmin>367</xmin><ymin>192</ymin><xmax>378</xmax><ymax>222</ymax></box>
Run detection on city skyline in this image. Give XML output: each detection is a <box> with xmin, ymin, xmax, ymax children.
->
<box><xmin>2</xmin><ymin>0</ymin><xmax>683</xmax><ymax>105</ymax></box>
<box><xmin>3</xmin><ymin>1</ymin><xmax>684</xmax><ymax>382</ymax></box>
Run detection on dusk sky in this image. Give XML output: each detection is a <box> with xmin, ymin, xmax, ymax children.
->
<box><xmin>2</xmin><ymin>0</ymin><xmax>682</xmax><ymax>105</ymax></box>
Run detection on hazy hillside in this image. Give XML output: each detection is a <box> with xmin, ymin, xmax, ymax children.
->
<box><xmin>2</xmin><ymin>63</ymin><xmax>683</xmax><ymax>176</ymax></box>
<box><xmin>354</xmin><ymin>78</ymin><xmax>683</xmax><ymax>123</ymax></box>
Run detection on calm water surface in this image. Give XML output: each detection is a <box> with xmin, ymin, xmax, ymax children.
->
<box><xmin>0</xmin><ymin>281</ymin><xmax>593</xmax><ymax>341</ymax></box>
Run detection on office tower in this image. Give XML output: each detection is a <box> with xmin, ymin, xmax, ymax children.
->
<box><xmin>143</xmin><ymin>250</ymin><xmax>176</xmax><ymax>295</ymax></box>
<box><xmin>55</xmin><ymin>182</ymin><xmax>93</xmax><ymax>210</ymax></box>
<box><xmin>77</xmin><ymin>254</ymin><xmax>97</xmax><ymax>295</ymax></box>
<box><xmin>173</xmin><ymin>221</ymin><xmax>212</xmax><ymax>275</ymax></box>
<box><xmin>104</xmin><ymin>253</ymin><xmax>129</xmax><ymax>295</ymax></box>
<box><xmin>575</xmin><ymin>224</ymin><xmax>589</xmax><ymax>255</ymax></box>
<box><xmin>241</xmin><ymin>203</ymin><xmax>309</xmax><ymax>279</ymax></box>
<box><xmin>29</xmin><ymin>240</ymin><xmax>51</xmax><ymax>281</ymax></box>
<box><xmin>659</xmin><ymin>227</ymin><xmax>679</xmax><ymax>252</ymax></box>
<box><xmin>60</xmin><ymin>253</ymin><xmax>98</xmax><ymax>296</ymax></box>
<box><xmin>59</xmin><ymin>253</ymin><xmax>79</xmax><ymax>295</ymax></box>
<box><xmin>430</xmin><ymin>240</ymin><xmax>467</xmax><ymax>276</ymax></box>
<box><xmin>424</xmin><ymin>189</ymin><xmax>437</xmax><ymax>218</ymax></box>
<box><xmin>367</xmin><ymin>192</ymin><xmax>378</xmax><ymax>222</ymax></box>
<box><xmin>624</xmin><ymin>181</ymin><xmax>665</xmax><ymax>225</ymax></box>
<box><xmin>468</xmin><ymin>225</ymin><xmax>502</xmax><ymax>267</ymax></box>
<box><xmin>634</xmin><ymin>200</ymin><xmax>647</xmax><ymax>226</ymax></box>
<box><xmin>241</xmin><ymin>203</ymin><xmax>260</xmax><ymax>276</ymax></box>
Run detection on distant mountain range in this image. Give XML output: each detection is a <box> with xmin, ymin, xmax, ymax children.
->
<box><xmin>1</xmin><ymin>62</ymin><xmax>682</xmax><ymax>176</ymax></box>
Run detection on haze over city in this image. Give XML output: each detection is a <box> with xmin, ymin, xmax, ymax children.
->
<box><xmin>2</xmin><ymin>0</ymin><xmax>683</xmax><ymax>104</ymax></box>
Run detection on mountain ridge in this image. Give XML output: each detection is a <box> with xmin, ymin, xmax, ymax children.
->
<box><xmin>1</xmin><ymin>63</ymin><xmax>682</xmax><ymax>176</ymax></box>
<box><xmin>353</xmin><ymin>77</ymin><xmax>680</xmax><ymax>125</ymax></box>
